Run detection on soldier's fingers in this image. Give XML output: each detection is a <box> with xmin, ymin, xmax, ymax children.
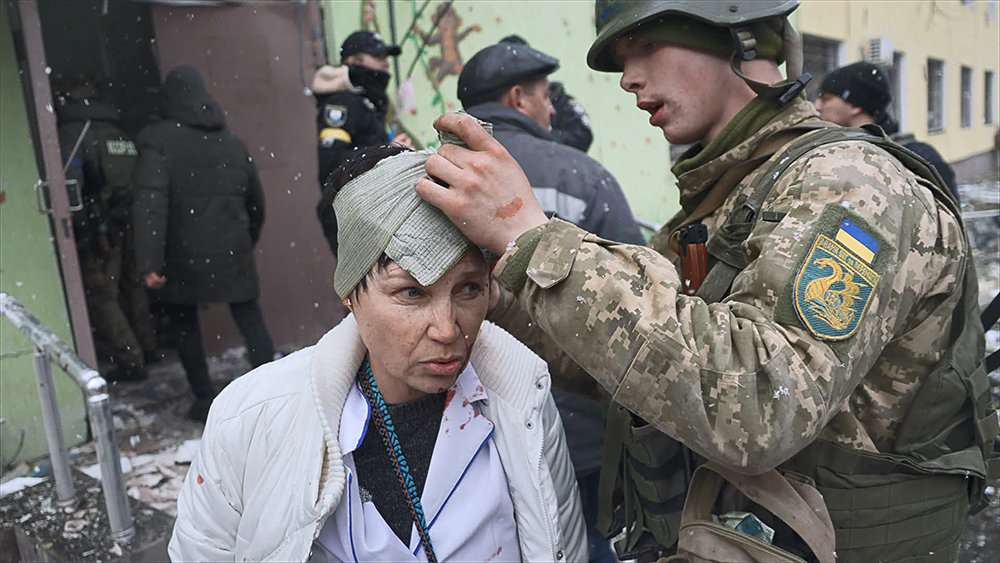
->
<box><xmin>433</xmin><ymin>112</ymin><xmax>502</xmax><ymax>154</ymax></box>
<box><xmin>425</xmin><ymin>151</ymin><xmax>467</xmax><ymax>187</ymax></box>
<box><xmin>414</xmin><ymin>176</ymin><xmax>459</xmax><ymax>212</ymax></box>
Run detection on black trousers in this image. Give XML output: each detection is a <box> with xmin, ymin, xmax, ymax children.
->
<box><xmin>163</xmin><ymin>300</ymin><xmax>275</xmax><ymax>400</ymax></box>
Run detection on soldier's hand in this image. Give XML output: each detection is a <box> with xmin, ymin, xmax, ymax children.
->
<box><xmin>144</xmin><ymin>272</ymin><xmax>166</xmax><ymax>290</ymax></box>
<box><xmin>416</xmin><ymin>112</ymin><xmax>547</xmax><ymax>255</ymax></box>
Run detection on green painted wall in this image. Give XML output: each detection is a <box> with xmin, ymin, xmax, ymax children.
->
<box><xmin>1</xmin><ymin>8</ymin><xmax>88</xmax><ymax>467</ymax></box>
<box><xmin>320</xmin><ymin>0</ymin><xmax>679</xmax><ymax>227</ymax></box>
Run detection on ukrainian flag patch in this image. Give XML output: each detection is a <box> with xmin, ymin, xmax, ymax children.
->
<box><xmin>834</xmin><ymin>219</ymin><xmax>880</xmax><ymax>264</ymax></box>
<box><xmin>793</xmin><ymin>233</ymin><xmax>881</xmax><ymax>341</ymax></box>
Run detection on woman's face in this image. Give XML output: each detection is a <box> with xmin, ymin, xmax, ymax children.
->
<box><xmin>349</xmin><ymin>251</ymin><xmax>490</xmax><ymax>404</ymax></box>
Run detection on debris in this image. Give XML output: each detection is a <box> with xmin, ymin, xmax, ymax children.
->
<box><xmin>0</xmin><ymin>476</ymin><xmax>47</xmax><ymax>499</ymax></box>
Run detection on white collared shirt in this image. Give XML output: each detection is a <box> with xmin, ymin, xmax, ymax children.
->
<box><xmin>311</xmin><ymin>364</ymin><xmax>520</xmax><ymax>562</ymax></box>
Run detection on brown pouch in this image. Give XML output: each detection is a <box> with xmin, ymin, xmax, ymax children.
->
<box><xmin>662</xmin><ymin>462</ymin><xmax>835</xmax><ymax>563</ymax></box>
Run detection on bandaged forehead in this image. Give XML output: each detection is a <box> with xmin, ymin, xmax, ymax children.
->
<box><xmin>333</xmin><ymin>149</ymin><xmax>472</xmax><ymax>297</ymax></box>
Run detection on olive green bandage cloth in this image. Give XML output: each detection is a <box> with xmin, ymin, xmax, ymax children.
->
<box><xmin>333</xmin><ymin>148</ymin><xmax>472</xmax><ymax>296</ymax></box>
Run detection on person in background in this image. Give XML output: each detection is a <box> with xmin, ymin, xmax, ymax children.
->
<box><xmin>169</xmin><ymin>144</ymin><xmax>586</xmax><ymax>562</ymax></box>
<box><xmin>815</xmin><ymin>61</ymin><xmax>959</xmax><ymax>202</ymax></box>
<box><xmin>458</xmin><ymin>36</ymin><xmax>645</xmax><ymax>563</ymax></box>
<box><xmin>55</xmin><ymin>73</ymin><xmax>157</xmax><ymax>383</ymax></box>
<box><xmin>132</xmin><ymin>65</ymin><xmax>276</xmax><ymax>422</ymax></box>
<box><xmin>458</xmin><ymin>38</ymin><xmax>645</xmax><ymax>246</ymax></box>
<box><xmin>499</xmin><ymin>34</ymin><xmax>595</xmax><ymax>153</ymax></box>
<box><xmin>313</xmin><ymin>30</ymin><xmax>413</xmax><ymax>257</ymax></box>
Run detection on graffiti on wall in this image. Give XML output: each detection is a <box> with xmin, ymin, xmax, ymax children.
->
<box><xmin>411</xmin><ymin>2</ymin><xmax>480</xmax><ymax>89</ymax></box>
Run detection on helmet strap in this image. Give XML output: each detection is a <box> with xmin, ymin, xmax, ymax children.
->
<box><xmin>728</xmin><ymin>18</ymin><xmax>812</xmax><ymax>108</ymax></box>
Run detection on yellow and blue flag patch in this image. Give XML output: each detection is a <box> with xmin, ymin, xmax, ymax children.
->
<box><xmin>834</xmin><ymin>219</ymin><xmax>880</xmax><ymax>264</ymax></box>
<box><xmin>794</xmin><ymin>219</ymin><xmax>881</xmax><ymax>341</ymax></box>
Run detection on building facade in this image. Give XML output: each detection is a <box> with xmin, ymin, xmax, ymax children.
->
<box><xmin>799</xmin><ymin>0</ymin><xmax>1000</xmax><ymax>165</ymax></box>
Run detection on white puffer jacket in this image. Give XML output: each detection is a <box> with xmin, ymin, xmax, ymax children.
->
<box><xmin>169</xmin><ymin>317</ymin><xmax>587</xmax><ymax>562</ymax></box>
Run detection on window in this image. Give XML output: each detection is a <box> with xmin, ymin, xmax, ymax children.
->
<box><xmin>885</xmin><ymin>52</ymin><xmax>906</xmax><ymax>129</ymax></box>
<box><xmin>928</xmin><ymin>59</ymin><xmax>945</xmax><ymax>133</ymax></box>
<box><xmin>989</xmin><ymin>0</ymin><xmax>998</xmax><ymax>21</ymax></box>
<box><xmin>802</xmin><ymin>34</ymin><xmax>843</xmax><ymax>102</ymax></box>
<box><xmin>986</xmin><ymin>71</ymin><xmax>996</xmax><ymax>124</ymax></box>
<box><xmin>961</xmin><ymin>66</ymin><xmax>973</xmax><ymax>128</ymax></box>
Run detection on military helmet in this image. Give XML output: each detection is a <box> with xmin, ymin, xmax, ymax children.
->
<box><xmin>587</xmin><ymin>0</ymin><xmax>800</xmax><ymax>72</ymax></box>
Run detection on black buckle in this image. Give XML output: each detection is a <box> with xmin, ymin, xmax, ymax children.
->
<box><xmin>777</xmin><ymin>72</ymin><xmax>812</xmax><ymax>107</ymax></box>
<box><xmin>731</xmin><ymin>26</ymin><xmax>758</xmax><ymax>61</ymax></box>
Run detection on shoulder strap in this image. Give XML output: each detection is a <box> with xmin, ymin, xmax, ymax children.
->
<box><xmin>695</xmin><ymin>125</ymin><xmax>1000</xmax><ymax>489</ymax></box>
<box><xmin>696</xmin><ymin>124</ymin><xmax>965</xmax><ymax>303</ymax></box>
<box><xmin>62</xmin><ymin>119</ymin><xmax>92</xmax><ymax>175</ymax></box>
<box><xmin>678</xmin><ymin>462</ymin><xmax>836</xmax><ymax>562</ymax></box>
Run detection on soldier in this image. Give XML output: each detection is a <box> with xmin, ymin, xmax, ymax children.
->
<box><xmin>814</xmin><ymin>61</ymin><xmax>960</xmax><ymax>202</ymax></box>
<box><xmin>458</xmin><ymin>36</ymin><xmax>645</xmax><ymax>563</ymax></box>
<box><xmin>415</xmin><ymin>1</ymin><xmax>997</xmax><ymax>561</ymax></box>
<box><xmin>313</xmin><ymin>31</ymin><xmax>413</xmax><ymax>257</ymax></box>
<box><xmin>55</xmin><ymin>75</ymin><xmax>157</xmax><ymax>382</ymax></box>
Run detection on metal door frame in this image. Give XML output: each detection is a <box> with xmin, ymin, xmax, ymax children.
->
<box><xmin>9</xmin><ymin>0</ymin><xmax>97</xmax><ymax>366</ymax></box>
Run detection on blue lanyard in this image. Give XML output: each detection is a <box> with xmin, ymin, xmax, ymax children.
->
<box><xmin>356</xmin><ymin>356</ymin><xmax>438</xmax><ymax>562</ymax></box>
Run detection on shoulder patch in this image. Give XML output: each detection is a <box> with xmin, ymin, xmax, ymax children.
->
<box><xmin>324</xmin><ymin>104</ymin><xmax>347</xmax><ymax>127</ymax></box>
<box><xmin>793</xmin><ymin>231</ymin><xmax>881</xmax><ymax>341</ymax></box>
<box><xmin>104</xmin><ymin>138</ymin><xmax>137</xmax><ymax>156</ymax></box>
<box><xmin>319</xmin><ymin>128</ymin><xmax>351</xmax><ymax>147</ymax></box>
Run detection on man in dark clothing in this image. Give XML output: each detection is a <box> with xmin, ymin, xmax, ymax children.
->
<box><xmin>313</xmin><ymin>31</ymin><xmax>412</xmax><ymax>257</ymax></box>
<box><xmin>458</xmin><ymin>37</ymin><xmax>646</xmax><ymax>563</ymax></box>
<box><xmin>458</xmin><ymin>39</ymin><xmax>646</xmax><ymax>246</ymax></box>
<box><xmin>499</xmin><ymin>35</ymin><xmax>595</xmax><ymax>153</ymax></box>
<box><xmin>55</xmin><ymin>76</ymin><xmax>157</xmax><ymax>382</ymax></box>
<box><xmin>815</xmin><ymin>61</ymin><xmax>959</xmax><ymax>201</ymax></box>
<box><xmin>877</xmin><ymin>114</ymin><xmax>960</xmax><ymax>202</ymax></box>
<box><xmin>549</xmin><ymin>80</ymin><xmax>594</xmax><ymax>153</ymax></box>
<box><xmin>132</xmin><ymin>65</ymin><xmax>276</xmax><ymax>421</ymax></box>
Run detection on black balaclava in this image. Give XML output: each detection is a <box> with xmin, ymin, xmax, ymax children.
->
<box><xmin>348</xmin><ymin>65</ymin><xmax>390</xmax><ymax>116</ymax></box>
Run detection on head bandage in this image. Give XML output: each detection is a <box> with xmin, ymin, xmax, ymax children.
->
<box><xmin>333</xmin><ymin>149</ymin><xmax>473</xmax><ymax>297</ymax></box>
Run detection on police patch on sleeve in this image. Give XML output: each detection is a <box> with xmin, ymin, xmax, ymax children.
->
<box><xmin>793</xmin><ymin>219</ymin><xmax>882</xmax><ymax>341</ymax></box>
<box><xmin>324</xmin><ymin>104</ymin><xmax>347</xmax><ymax>127</ymax></box>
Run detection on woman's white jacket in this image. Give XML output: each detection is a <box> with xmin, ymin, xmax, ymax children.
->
<box><xmin>168</xmin><ymin>317</ymin><xmax>587</xmax><ymax>562</ymax></box>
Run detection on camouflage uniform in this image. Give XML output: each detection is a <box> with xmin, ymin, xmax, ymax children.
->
<box><xmin>58</xmin><ymin>99</ymin><xmax>156</xmax><ymax>371</ymax></box>
<box><xmin>494</xmin><ymin>99</ymin><xmax>989</xmax><ymax>558</ymax></box>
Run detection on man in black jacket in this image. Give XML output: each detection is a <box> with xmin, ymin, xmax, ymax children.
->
<box><xmin>132</xmin><ymin>65</ymin><xmax>276</xmax><ymax>421</ymax></box>
<box><xmin>313</xmin><ymin>31</ymin><xmax>413</xmax><ymax>258</ymax></box>
<box><xmin>815</xmin><ymin>61</ymin><xmax>959</xmax><ymax>202</ymax></box>
<box><xmin>498</xmin><ymin>35</ymin><xmax>594</xmax><ymax>153</ymax></box>
<box><xmin>458</xmin><ymin>38</ymin><xmax>645</xmax><ymax>246</ymax></box>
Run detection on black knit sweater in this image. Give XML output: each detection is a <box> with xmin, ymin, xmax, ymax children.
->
<box><xmin>353</xmin><ymin>391</ymin><xmax>446</xmax><ymax>542</ymax></box>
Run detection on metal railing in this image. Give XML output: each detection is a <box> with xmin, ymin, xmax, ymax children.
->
<box><xmin>0</xmin><ymin>292</ymin><xmax>134</xmax><ymax>543</ymax></box>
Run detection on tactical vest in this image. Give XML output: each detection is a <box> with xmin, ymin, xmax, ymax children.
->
<box><xmin>598</xmin><ymin>125</ymin><xmax>1000</xmax><ymax>562</ymax></box>
<box><xmin>74</xmin><ymin>121</ymin><xmax>138</xmax><ymax>246</ymax></box>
